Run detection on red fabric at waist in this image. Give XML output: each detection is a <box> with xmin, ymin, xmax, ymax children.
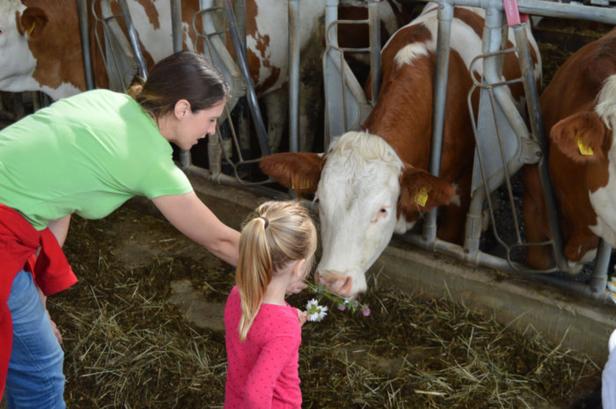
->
<box><xmin>0</xmin><ymin>204</ymin><xmax>77</xmax><ymax>399</ymax></box>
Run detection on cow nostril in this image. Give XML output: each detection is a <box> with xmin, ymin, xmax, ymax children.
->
<box><xmin>341</xmin><ymin>276</ymin><xmax>353</xmax><ymax>296</ymax></box>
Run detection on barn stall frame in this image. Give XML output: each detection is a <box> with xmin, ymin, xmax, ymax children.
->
<box><xmin>322</xmin><ymin>0</ymin><xmax>616</xmax><ymax>300</ymax></box>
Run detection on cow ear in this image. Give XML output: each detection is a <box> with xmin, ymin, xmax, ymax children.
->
<box><xmin>550</xmin><ymin>111</ymin><xmax>608</xmax><ymax>163</ymax></box>
<box><xmin>260</xmin><ymin>152</ymin><xmax>324</xmax><ymax>197</ymax></box>
<box><xmin>18</xmin><ymin>7</ymin><xmax>48</xmax><ymax>39</ymax></box>
<box><xmin>398</xmin><ymin>167</ymin><xmax>459</xmax><ymax>216</ymax></box>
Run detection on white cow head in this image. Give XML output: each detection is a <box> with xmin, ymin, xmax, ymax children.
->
<box><xmin>0</xmin><ymin>1</ymin><xmax>39</xmax><ymax>92</ymax></box>
<box><xmin>260</xmin><ymin>131</ymin><xmax>458</xmax><ymax>297</ymax></box>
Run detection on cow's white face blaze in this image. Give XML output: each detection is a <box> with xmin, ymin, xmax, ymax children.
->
<box><xmin>315</xmin><ymin>132</ymin><xmax>403</xmax><ymax>297</ymax></box>
<box><xmin>0</xmin><ymin>1</ymin><xmax>37</xmax><ymax>92</ymax></box>
<box><xmin>588</xmin><ymin>75</ymin><xmax>616</xmax><ymax>246</ymax></box>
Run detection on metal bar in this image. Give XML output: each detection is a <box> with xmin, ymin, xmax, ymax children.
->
<box><xmin>324</xmin><ymin>0</ymin><xmax>340</xmax><ymax>149</ymax></box>
<box><xmin>464</xmin><ymin>5</ymin><xmax>504</xmax><ymax>257</ymax></box>
<box><xmin>77</xmin><ymin>0</ymin><xmax>95</xmax><ymax>90</ymax></box>
<box><xmin>223</xmin><ymin>0</ymin><xmax>270</xmax><ymax>156</ymax></box>
<box><xmin>513</xmin><ymin>23</ymin><xmax>570</xmax><ymax>272</ymax></box>
<box><xmin>288</xmin><ymin>0</ymin><xmax>300</xmax><ymax>152</ymax></box>
<box><xmin>591</xmin><ymin>240</ymin><xmax>611</xmax><ymax>294</ymax></box>
<box><xmin>170</xmin><ymin>0</ymin><xmax>193</xmax><ymax>168</ymax></box>
<box><xmin>338</xmin><ymin>47</ymin><xmax>372</xmax><ymax>53</ymax></box>
<box><xmin>403</xmin><ymin>232</ymin><xmax>611</xmax><ymax>300</ymax></box>
<box><xmin>234</xmin><ymin>0</ymin><xmax>246</xmax><ymax>53</ymax></box>
<box><xmin>368</xmin><ymin>0</ymin><xmax>381</xmax><ymax>105</ymax></box>
<box><xmin>423</xmin><ymin>0</ymin><xmax>453</xmax><ymax>245</ymax></box>
<box><xmin>171</xmin><ymin>0</ymin><xmax>183</xmax><ymax>53</ymax></box>
<box><xmin>118</xmin><ymin>0</ymin><xmax>148</xmax><ymax>79</ymax></box>
<box><xmin>408</xmin><ymin>0</ymin><xmax>616</xmax><ymax>24</ymax></box>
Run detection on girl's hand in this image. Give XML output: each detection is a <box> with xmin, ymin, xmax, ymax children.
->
<box><xmin>296</xmin><ymin>309</ymin><xmax>308</xmax><ymax>326</ymax></box>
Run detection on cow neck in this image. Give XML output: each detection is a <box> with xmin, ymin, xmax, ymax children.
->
<box><xmin>362</xmin><ymin>66</ymin><xmax>433</xmax><ymax>168</ymax></box>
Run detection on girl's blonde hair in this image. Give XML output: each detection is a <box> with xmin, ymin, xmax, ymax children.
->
<box><xmin>236</xmin><ymin>201</ymin><xmax>317</xmax><ymax>341</ymax></box>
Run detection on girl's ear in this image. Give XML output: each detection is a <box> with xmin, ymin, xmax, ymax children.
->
<box><xmin>292</xmin><ymin>259</ymin><xmax>307</xmax><ymax>279</ymax></box>
<box><xmin>174</xmin><ymin>99</ymin><xmax>191</xmax><ymax>120</ymax></box>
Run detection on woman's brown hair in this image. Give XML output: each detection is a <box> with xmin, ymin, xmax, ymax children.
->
<box><xmin>127</xmin><ymin>51</ymin><xmax>230</xmax><ymax>118</ymax></box>
<box><xmin>236</xmin><ymin>201</ymin><xmax>317</xmax><ymax>341</ymax></box>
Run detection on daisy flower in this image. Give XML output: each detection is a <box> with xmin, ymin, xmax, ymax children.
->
<box><xmin>306</xmin><ymin>299</ymin><xmax>328</xmax><ymax>322</ymax></box>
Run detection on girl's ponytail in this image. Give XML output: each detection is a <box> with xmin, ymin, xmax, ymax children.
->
<box><xmin>237</xmin><ymin>217</ymin><xmax>272</xmax><ymax>341</ymax></box>
<box><xmin>235</xmin><ymin>201</ymin><xmax>317</xmax><ymax>341</ymax></box>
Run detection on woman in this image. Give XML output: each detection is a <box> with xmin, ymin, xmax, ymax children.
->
<box><xmin>0</xmin><ymin>51</ymin><xmax>240</xmax><ymax>408</ymax></box>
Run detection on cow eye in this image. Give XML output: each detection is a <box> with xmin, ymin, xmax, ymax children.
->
<box><xmin>371</xmin><ymin>207</ymin><xmax>388</xmax><ymax>223</ymax></box>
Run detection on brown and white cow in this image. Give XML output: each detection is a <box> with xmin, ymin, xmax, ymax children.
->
<box><xmin>523</xmin><ymin>29</ymin><xmax>616</xmax><ymax>271</ymax></box>
<box><xmin>261</xmin><ymin>3</ymin><xmax>540</xmax><ymax>297</ymax></box>
<box><xmin>0</xmin><ymin>0</ymin><xmax>327</xmax><ymax>99</ymax></box>
<box><xmin>0</xmin><ymin>0</ymin><xmax>405</xmax><ymax>151</ymax></box>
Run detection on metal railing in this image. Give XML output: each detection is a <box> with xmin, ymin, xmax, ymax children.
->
<box><xmin>407</xmin><ymin>0</ymin><xmax>616</xmax><ymax>298</ymax></box>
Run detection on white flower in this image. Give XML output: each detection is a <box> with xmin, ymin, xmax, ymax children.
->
<box><xmin>306</xmin><ymin>299</ymin><xmax>319</xmax><ymax>309</ymax></box>
<box><xmin>305</xmin><ymin>299</ymin><xmax>328</xmax><ymax>322</ymax></box>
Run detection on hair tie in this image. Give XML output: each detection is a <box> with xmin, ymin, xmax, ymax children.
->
<box><xmin>258</xmin><ymin>216</ymin><xmax>269</xmax><ymax>229</ymax></box>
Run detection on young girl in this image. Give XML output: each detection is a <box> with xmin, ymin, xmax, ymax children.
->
<box><xmin>224</xmin><ymin>201</ymin><xmax>317</xmax><ymax>408</ymax></box>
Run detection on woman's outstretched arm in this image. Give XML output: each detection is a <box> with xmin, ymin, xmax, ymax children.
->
<box><xmin>153</xmin><ymin>191</ymin><xmax>240</xmax><ymax>266</ymax></box>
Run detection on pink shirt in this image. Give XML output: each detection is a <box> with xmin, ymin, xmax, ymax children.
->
<box><xmin>224</xmin><ymin>286</ymin><xmax>302</xmax><ymax>409</ymax></box>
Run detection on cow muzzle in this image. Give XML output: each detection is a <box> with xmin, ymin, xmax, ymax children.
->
<box><xmin>314</xmin><ymin>270</ymin><xmax>354</xmax><ymax>297</ymax></box>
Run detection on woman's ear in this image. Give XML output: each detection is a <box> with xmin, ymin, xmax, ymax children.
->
<box><xmin>174</xmin><ymin>99</ymin><xmax>191</xmax><ymax>119</ymax></box>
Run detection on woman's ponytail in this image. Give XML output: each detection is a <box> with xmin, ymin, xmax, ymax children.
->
<box><xmin>126</xmin><ymin>75</ymin><xmax>145</xmax><ymax>99</ymax></box>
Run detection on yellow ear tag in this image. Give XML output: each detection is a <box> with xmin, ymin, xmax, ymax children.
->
<box><xmin>576</xmin><ymin>137</ymin><xmax>594</xmax><ymax>156</ymax></box>
<box><xmin>414</xmin><ymin>187</ymin><xmax>429</xmax><ymax>207</ymax></box>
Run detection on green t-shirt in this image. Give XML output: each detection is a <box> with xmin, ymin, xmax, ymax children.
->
<box><xmin>0</xmin><ymin>89</ymin><xmax>193</xmax><ymax>230</ymax></box>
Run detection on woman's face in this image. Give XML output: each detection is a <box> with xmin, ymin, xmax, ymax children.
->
<box><xmin>173</xmin><ymin>100</ymin><xmax>225</xmax><ymax>150</ymax></box>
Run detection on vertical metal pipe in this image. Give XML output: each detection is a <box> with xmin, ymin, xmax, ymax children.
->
<box><xmin>423</xmin><ymin>0</ymin><xmax>453</xmax><ymax>244</ymax></box>
<box><xmin>323</xmin><ymin>0</ymin><xmax>339</xmax><ymax>150</ymax></box>
<box><xmin>171</xmin><ymin>0</ymin><xmax>183</xmax><ymax>53</ymax></box>
<box><xmin>31</xmin><ymin>92</ymin><xmax>40</xmax><ymax>112</ymax></box>
<box><xmin>288</xmin><ymin>0</ymin><xmax>300</xmax><ymax>152</ymax></box>
<box><xmin>208</xmin><ymin>132</ymin><xmax>222</xmax><ymax>176</ymax></box>
<box><xmin>223</xmin><ymin>0</ymin><xmax>270</xmax><ymax>155</ymax></box>
<box><xmin>513</xmin><ymin>24</ymin><xmax>570</xmax><ymax>271</ymax></box>
<box><xmin>118</xmin><ymin>0</ymin><xmax>148</xmax><ymax>79</ymax></box>
<box><xmin>234</xmin><ymin>0</ymin><xmax>247</xmax><ymax>53</ymax></box>
<box><xmin>463</xmin><ymin>5</ymin><xmax>504</xmax><ymax>256</ymax></box>
<box><xmin>171</xmin><ymin>0</ymin><xmax>192</xmax><ymax>168</ymax></box>
<box><xmin>76</xmin><ymin>0</ymin><xmax>95</xmax><ymax>90</ymax></box>
<box><xmin>368</xmin><ymin>0</ymin><xmax>381</xmax><ymax>105</ymax></box>
<box><xmin>590</xmin><ymin>240</ymin><xmax>611</xmax><ymax>294</ymax></box>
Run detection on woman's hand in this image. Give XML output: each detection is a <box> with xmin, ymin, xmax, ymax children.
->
<box><xmin>47</xmin><ymin>312</ymin><xmax>63</xmax><ymax>345</ymax></box>
<box><xmin>38</xmin><ymin>288</ymin><xmax>63</xmax><ymax>344</ymax></box>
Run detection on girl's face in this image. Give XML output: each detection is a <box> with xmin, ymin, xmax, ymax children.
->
<box><xmin>173</xmin><ymin>100</ymin><xmax>225</xmax><ymax>150</ymax></box>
